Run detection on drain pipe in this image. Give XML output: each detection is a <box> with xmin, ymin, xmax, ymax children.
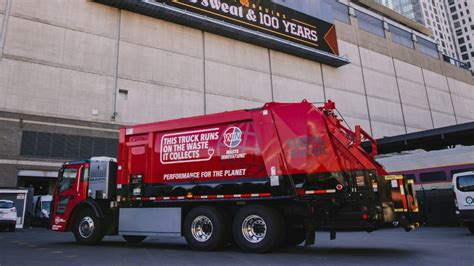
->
<box><xmin>112</xmin><ymin>9</ymin><xmax>122</xmax><ymax>121</ymax></box>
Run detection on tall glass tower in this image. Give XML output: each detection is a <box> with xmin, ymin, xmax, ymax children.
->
<box><xmin>375</xmin><ymin>0</ymin><xmax>424</xmax><ymax>24</ymax></box>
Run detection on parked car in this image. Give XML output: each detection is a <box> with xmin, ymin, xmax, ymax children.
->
<box><xmin>0</xmin><ymin>200</ymin><xmax>17</xmax><ymax>232</ymax></box>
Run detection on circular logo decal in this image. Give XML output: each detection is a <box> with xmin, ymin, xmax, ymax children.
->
<box><xmin>223</xmin><ymin>127</ymin><xmax>242</xmax><ymax>148</ymax></box>
<box><xmin>466</xmin><ymin>196</ymin><xmax>474</xmax><ymax>205</ymax></box>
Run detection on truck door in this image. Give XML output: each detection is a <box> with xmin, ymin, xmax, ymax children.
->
<box><xmin>51</xmin><ymin>164</ymin><xmax>88</xmax><ymax>230</ymax></box>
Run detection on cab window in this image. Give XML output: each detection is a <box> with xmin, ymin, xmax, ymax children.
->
<box><xmin>457</xmin><ymin>175</ymin><xmax>474</xmax><ymax>192</ymax></box>
<box><xmin>58</xmin><ymin>168</ymin><xmax>78</xmax><ymax>193</ymax></box>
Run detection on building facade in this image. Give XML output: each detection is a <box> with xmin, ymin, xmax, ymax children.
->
<box><xmin>376</xmin><ymin>0</ymin><xmax>458</xmax><ymax>59</ymax></box>
<box><xmin>445</xmin><ymin>0</ymin><xmax>474</xmax><ymax>70</ymax></box>
<box><xmin>0</xmin><ymin>0</ymin><xmax>473</xmax><ymax>194</ymax></box>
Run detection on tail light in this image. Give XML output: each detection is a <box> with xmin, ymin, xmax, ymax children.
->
<box><xmin>11</xmin><ymin>207</ymin><xmax>16</xmax><ymax>212</ymax></box>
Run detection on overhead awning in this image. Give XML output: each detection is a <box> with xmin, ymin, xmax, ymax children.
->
<box><xmin>363</xmin><ymin>122</ymin><xmax>474</xmax><ymax>154</ymax></box>
<box><xmin>17</xmin><ymin>170</ymin><xmax>58</xmax><ymax>179</ymax></box>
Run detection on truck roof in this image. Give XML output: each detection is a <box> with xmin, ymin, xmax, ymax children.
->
<box><xmin>121</xmin><ymin>102</ymin><xmax>296</xmax><ymax>137</ymax></box>
<box><xmin>63</xmin><ymin>160</ymin><xmax>89</xmax><ymax>165</ymax></box>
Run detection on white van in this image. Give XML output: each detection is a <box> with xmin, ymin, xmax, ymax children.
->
<box><xmin>32</xmin><ymin>195</ymin><xmax>52</xmax><ymax>226</ymax></box>
<box><xmin>452</xmin><ymin>171</ymin><xmax>474</xmax><ymax>234</ymax></box>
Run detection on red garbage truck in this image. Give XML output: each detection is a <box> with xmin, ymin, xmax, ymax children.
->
<box><xmin>50</xmin><ymin>100</ymin><xmax>419</xmax><ymax>253</ymax></box>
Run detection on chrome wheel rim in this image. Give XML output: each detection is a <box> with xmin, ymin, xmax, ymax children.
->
<box><xmin>241</xmin><ymin>215</ymin><xmax>267</xmax><ymax>243</ymax></box>
<box><xmin>79</xmin><ymin>216</ymin><xmax>95</xmax><ymax>239</ymax></box>
<box><xmin>191</xmin><ymin>215</ymin><xmax>213</xmax><ymax>242</ymax></box>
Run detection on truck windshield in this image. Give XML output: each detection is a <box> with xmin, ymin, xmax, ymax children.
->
<box><xmin>457</xmin><ymin>175</ymin><xmax>474</xmax><ymax>192</ymax></box>
<box><xmin>58</xmin><ymin>168</ymin><xmax>78</xmax><ymax>193</ymax></box>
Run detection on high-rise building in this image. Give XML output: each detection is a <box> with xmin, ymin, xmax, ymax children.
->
<box><xmin>376</xmin><ymin>0</ymin><xmax>458</xmax><ymax>59</ymax></box>
<box><xmin>375</xmin><ymin>0</ymin><xmax>424</xmax><ymax>24</ymax></box>
<box><xmin>445</xmin><ymin>0</ymin><xmax>474</xmax><ymax>70</ymax></box>
<box><xmin>419</xmin><ymin>0</ymin><xmax>458</xmax><ymax>59</ymax></box>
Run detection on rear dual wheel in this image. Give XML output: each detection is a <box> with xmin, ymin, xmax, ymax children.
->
<box><xmin>467</xmin><ymin>222</ymin><xmax>474</xmax><ymax>235</ymax></box>
<box><xmin>183</xmin><ymin>206</ymin><xmax>230</xmax><ymax>251</ymax></box>
<box><xmin>285</xmin><ymin>223</ymin><xmax>306</xmax><ymax>247</ymax></box>
<box><xmin>184</xmin><ymin>205</ymin><xmax>287</xmax><ymax>253</ymax></box>
<box><xmin>233</xmin><ymin>205</ymin><xmax>285</xmax><ymax>253</ymax></box>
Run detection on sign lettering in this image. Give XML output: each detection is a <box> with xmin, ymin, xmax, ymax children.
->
<box><xmin>148</xmin><ymin>0</ymin><xmax>339</xmax><ymax>55</ymax></box>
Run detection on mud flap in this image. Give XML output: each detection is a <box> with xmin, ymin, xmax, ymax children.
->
<box><xmin>304</xmin><ymin>219</ymin><xmax>315</xmax><ymax>246</ymax></box>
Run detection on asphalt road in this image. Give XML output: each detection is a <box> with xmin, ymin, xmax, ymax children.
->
<box><xmin>0</xmin><ymin>227</ymin><xmax>473</xmax><ymax>265</ymax></box>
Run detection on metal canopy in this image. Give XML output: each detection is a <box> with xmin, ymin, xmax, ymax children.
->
<box><xmin>364</xmin><ymin>122</ymin><xmax>474</xmax><ymax>155</ymax></box>
<box><xmin>94</xmin><ymin>0</ymin><xmax>350</xmax><ymax>67</ymax></box>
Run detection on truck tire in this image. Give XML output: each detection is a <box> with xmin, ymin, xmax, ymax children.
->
<box><xmin>123</xmin><ymin>235</ymin><xmax>147</xmax><ymax>243</ymax></box>
<box><xmin>73</xmin><ymin>208</ymin><xmax>104</xmax><ymax>245</ymax></box>
<box><xmin>285</xmin><ymin>224</ymin><xmax>306</xmax><ymax>247</ymax></box>
<box><xmin>232</xmin><ymin>205</ymin><xmax>285</xmax><ymax>253</ymax></box>
<box><xmin>183</xmin><ymin>206</ymin><xmax>230</xmax><ymax>251</ymax></box>
<box><xmin>467</xmin><ymin>223</ymin><xmax>474</xmax><ymax>235</ymax></box>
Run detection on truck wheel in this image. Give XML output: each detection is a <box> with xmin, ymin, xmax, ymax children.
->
<box><xmin>8</xmin><ymin>225</ymin><xmax>15</xmax><ymax>232</ymax></box>
<box><xmin>73</xmin><ymin>209</ymin><xmax>104</xmax><ymax>245</ymax></box>
<box><xmin>183</xmin><ymin>206</ymin><xmax>229</xmax><ymax>251</ymax></box>
<box><xmin>467</xmin><ymin>223</ymin><xmax>474</xmax><ymax>234</ymax></box>
<box><xmin>233</xmin><ymin>205</ymin><xmax>285</xmax><ymax>253</ymax></box>
<box><xmin>285</xmin><ymin>224</ymin><xmax>306</xmax><ymax>247</ymax></box>
<box><xmin>123</xmin><ymin>235</ymin><xmax>147</xmax><ymax>243</ymax></box>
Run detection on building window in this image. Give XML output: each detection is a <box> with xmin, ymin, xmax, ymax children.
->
<box><xmin>418</xmin><ymin>37</ymin><xmax>439</xmax><ymax>59</ymax></box>
<box><xmin>389</xmin><ymin>24</ymin><xmax>414</xmax><ymax>49</ymax></box>
<box><xmin>330</xmin><ymin>1</ymin><xmax>350</xmax><ymax>24</ymax></box>
<box><xmin>419</xmin><ymin>171</ymin><xmax>447</xmax><ymax>182</ymax></box>
<box><xmin>20</xmin><ymin>131</ymin><xmax>118</xmax><ymax>159</ymax></box>
<box><xmin>356</xmin><ymin>10</ymin><xmax>385</xmax><ymax>38</ymax></box>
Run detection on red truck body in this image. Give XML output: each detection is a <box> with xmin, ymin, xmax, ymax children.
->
<box><xmin>50</xmin><ymin>100</ymin><xmax>418</xmax><ymax>253</ymax></box>
<box><xmin>118</xmin><ymin>100</ymin><xmax>384</xmax><ymax>200</ymax></box>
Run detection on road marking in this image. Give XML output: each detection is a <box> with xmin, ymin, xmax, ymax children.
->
<box><xmin>51</xmin><ymin>250</ymin><xmax>63</xmax><ymax>254</ymax></box>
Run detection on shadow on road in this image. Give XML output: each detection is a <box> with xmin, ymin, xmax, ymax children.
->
<box><xmin>281</xmin><ymin>246</ymin><xmax>416</xmax><ymax>258</ymax></box>
<box><xmin>50</xmin><ymin>239</ymin><xmax>417</xmax><ymax>259</ymax></box>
